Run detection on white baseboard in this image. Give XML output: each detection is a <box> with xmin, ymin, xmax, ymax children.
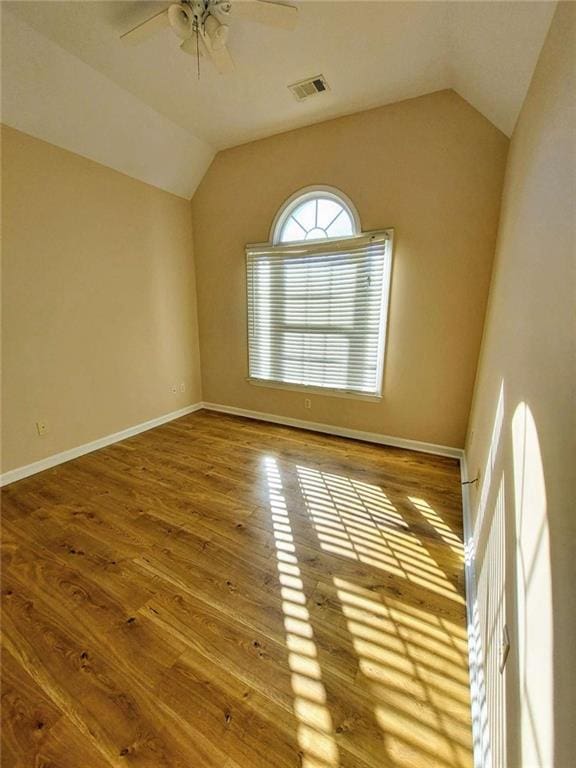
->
<box><xmin>202</xmin><ymin>401</ymin><xmax>464</xmax><ymax>459</ymax></box>
<box><xmin>1</xmin><ymin>399</ymin><xmax>462</xmax><ymax>486</ymax></box>
<box><xmin>461</xmin><ymin>454</ymin><xmax>489</xmax><ymax>768</ymax></box>
<box><xmin>0</xmin><ymin>403</ymin><xmax>203</xmax><ymax>487</ymax></box>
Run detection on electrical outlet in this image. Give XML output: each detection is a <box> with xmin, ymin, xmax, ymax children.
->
<box><xmin>36</xmin><ymin>421</ymin><xmax>48</xmax><ymax>436</ymax></box>
<box><xmin>304</xmin><ymin>398</ymin><xmax>311</xmax><ymax>409</ymax></box>
<box><xmin>171</xmin><ymin>384</ymin><xmax>178</xmax><ymax>394</ymax></box>
<box><xmin>180</xmin><ymin>382</ymin><xmax>185</xmax><ymax>393</ymax></box>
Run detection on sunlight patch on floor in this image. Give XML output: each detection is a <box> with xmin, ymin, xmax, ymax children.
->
<box><xmin>265</xmin><ymin>457</ymin><xmax>340</xmax><ymax>768</ymax></box>
<box><xmin>296</xmin><ymin>466</ymin><xmax>464</xmax><ymax>604</ymax></box>
<box><xmin>335</xmin><ymin>577</ymin><xmax>472</xmax><ymax>768</ymax></box>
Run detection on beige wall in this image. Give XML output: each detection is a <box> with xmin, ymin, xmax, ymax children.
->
<box><xmin>191</xmin><ymin>90</ymin><xmax>508</xmax><ymax>449</ymax></box>
<box><xmin>465</xmin><ymin>3</ymin><xmax>575</xmax><ymax>766</ymax></box>
<box><xmin>1</xmin><ymin>125</ymin><xmax>202</xmax><ymax>473</ymax></box>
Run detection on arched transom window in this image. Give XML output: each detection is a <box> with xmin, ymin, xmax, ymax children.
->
<box><xmin>247</xmin><ymin>187</ymin><xmax>393</xmax><ymax>398</ymax></box>
<box><xmin>274</xmin><ymin>189</ymin><xmax>359</xmax><ymax>244</ymax></box>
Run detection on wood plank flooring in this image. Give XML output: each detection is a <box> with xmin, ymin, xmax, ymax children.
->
<box><xmin>1</xmin><ymin>410</ymin><xmax>473</xmax><ymax>768</ymax></box>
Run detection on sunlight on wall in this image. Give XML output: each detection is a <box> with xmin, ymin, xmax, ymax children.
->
<box><xmin>467</xmin><ymin>599</ymin><xmax>491</xmax><ymax>768</ymax></box>
<box><xmin>472</xmin><ymin>395</ymin><xmax>553</xmax><ymax>768</ymax></box>
<box><xmin>512</xmin><ymin>403</ymin><xmax>553</xmax><ymax>768</ymax></box>
<box><xmin>475</xmin><ymin>382</ymin><xmax>505</xmax><ymax>553</ymax></box>
<box><xmin>468</xmin><ymin>380</ymin><xmax>506</xmax><ymax>768</ymax></box>
<box><xmin>476</xmin><ymin>476</ymin><xmax>507</xmax><ymax>768</ymax></box>
<box><xmin>264</xmin><ymin>456</ymin><xmax>340</xmax><ymax>768</ymax></box>
<box><xmin>296</xmin><ymin>466</ymin><xmax>464</xmax><ymax>604</ymax></box>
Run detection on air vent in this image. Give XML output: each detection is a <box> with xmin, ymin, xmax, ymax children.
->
<box><xmin>288</xmin><ymin>75</ymin><xmax>330</xmax><ymax>102</ymax></box>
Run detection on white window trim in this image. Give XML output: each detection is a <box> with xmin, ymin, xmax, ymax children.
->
<box><xmin>270</xmin><ymin>185</ymin><xmax>361</xmax><ymax>244</ymax></box>
<box><xmin>245</xmin><ymin>228</ymin><xmax>394</xmax><ymax>401</ymax></box>
<box><xmin>245</xmin><ymin>376</ymin><xmax>384</xmax><ymax>402</ymax></box>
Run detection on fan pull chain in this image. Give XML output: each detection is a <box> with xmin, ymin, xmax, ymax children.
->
<box><xmin>197</xmin><ymin>26</ymin><xmax>200</xmax><ymax>80</ymax></box>
<box><xmin>194</xmin><ymin>18</ymin><xmax>201</xmax><ymax>80</ymax></box>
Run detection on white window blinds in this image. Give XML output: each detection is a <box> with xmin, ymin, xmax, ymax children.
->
<box><xmin>246</xmin><ymin>231</ymin><xmax>392</xmax><ymax>396</ymax></box>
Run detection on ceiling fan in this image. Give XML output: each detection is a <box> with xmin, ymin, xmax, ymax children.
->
<box><xmin>120</xmin><ymin>0</ymin><xmax>298</xmax><ymax>75</ymax></box>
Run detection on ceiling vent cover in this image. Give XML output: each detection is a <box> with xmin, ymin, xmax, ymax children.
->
<box><xmin>288</xmin><ymin>75</ymin><xmax>330</xmax><ymax>102</ymax></box>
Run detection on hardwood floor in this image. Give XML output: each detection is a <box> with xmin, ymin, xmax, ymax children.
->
<box><xmin>1</xmin><ymin>410</ymin><xmax>473</xmax><ymax>768</ymax></box>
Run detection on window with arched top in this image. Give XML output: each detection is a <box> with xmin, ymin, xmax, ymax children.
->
<box><xmin>274</xmin><ymin>189</ymin><xmax>359</xmax><ymax>244</ymax></box>
<box><xmin>247</xmin><ymin>187</ymin><xmax>393</xmax><ymax>398</ymax></box>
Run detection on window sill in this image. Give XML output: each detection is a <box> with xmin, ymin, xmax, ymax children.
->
<box><xmin>246</xmin><ymin>377</ymin><xmax>383</xmax><ymax>402</ymax></box>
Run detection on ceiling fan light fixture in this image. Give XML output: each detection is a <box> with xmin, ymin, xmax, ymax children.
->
<box><xmin>211</xmin><ymin>0</ymin><xmax>232</xmax><ymax>20</ymax></box>
<box><xmin>168</xmin><ymin>3</ymin><xmax>194</xmax><ymax>39</ymax></box>
<box><xmin>205</xmin><ymin>15</ymin><xmax>229</xmax><ymax>51</ymax></box>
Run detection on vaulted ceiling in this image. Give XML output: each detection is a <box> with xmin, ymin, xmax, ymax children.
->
<box><xmin>2</xmin><ymin>1</ymin><xmax>556</xmax><ymax>198</ymax></box>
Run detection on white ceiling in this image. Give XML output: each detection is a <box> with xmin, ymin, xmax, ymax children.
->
<box><xmin>1</xmin><ymin>1</ymin><xmax>556</xmax><ymax>199</ymax></box>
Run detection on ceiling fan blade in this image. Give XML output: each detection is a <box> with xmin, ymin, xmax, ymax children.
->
<box><xmin>233</xmin><ymin>1</ymin><xmax>298</xmax><ymax>31</ymax></box>
<box><xmin>120</xmin><ymin>7</ymin><xmax>170</xmax><ymax>45</ymax></box>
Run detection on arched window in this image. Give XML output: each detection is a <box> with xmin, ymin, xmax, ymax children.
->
<box><xmin>247</xmin><ymin>187</ymin><xmax>393</xmax><ymax>398</ymax></box>
<box><xmin>273</xmin><ymin>188</ymin><xmax>359</xmax><ymax>244</ymax></box>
